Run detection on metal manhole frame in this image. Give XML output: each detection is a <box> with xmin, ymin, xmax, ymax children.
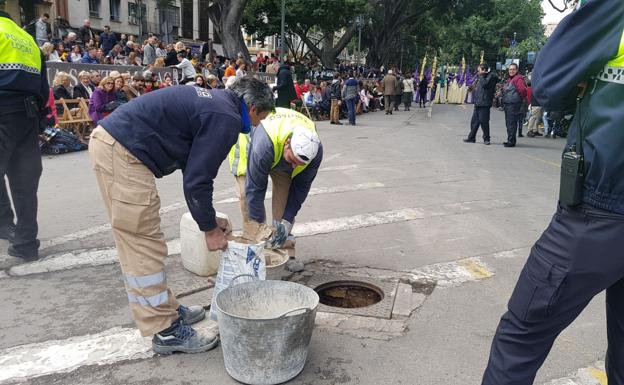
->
<box><xmin>305</xmin><ymin>274</ymin><xmax>398</xmax><ymax>319</ymax></box>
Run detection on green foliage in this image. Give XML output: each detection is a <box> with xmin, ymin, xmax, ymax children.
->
<box><xmin>243</xmin><ymin>0</ymin><xmax>368</xmax><ymax>42</ymax></box>
<box><xmin>429</xmin><ymin>0</ymin><xmax>544</xmax><ymax>65</ymax></box>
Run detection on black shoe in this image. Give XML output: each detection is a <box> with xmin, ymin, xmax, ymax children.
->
<box><xmin>330</xmin><ymin>121</ymin><xmax>343</xmax><ymax>125</ymax></box>
<box><xmin>527</xmin><ymin>131</ymin><xmax>535</xmax><ymax>138</ymax></box>
<box><xmin>8</xmin><ymin>244</ymin><xmax>39</xmax><ymax>261</ymax></box>
<box><xmin>518</xmin><ymin>133</ymin><xmax>524</xmax><ymax>137</ymax></box>
<box><xmin>534</xmin><ymin>132</ymin><xmax>543</xmax><ymax>137</ymax></box>
<box><xmin>0</xmin><ymin>223</ymin><xmax>16</xmax><ymax>242</ymax></box>
<box><xmin>503</xmin><ymin>142</ymin><xmax>515</xmax><ymax>148</ymax></box>
<box><xmin>484</xmin><ymin>141</ymin><xmax>491</xmax><ymax>145</ymax></box>
<box><xmin>463</xmin><ymin>139</ymin><xmax>475</xmax><ymax>143</ymax></box>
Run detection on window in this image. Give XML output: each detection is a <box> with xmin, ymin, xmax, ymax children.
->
<box><xmin>110</xmin><ymin>0</ymin><xmax>120</xmax><ymax>21</ymax></box>
<box><xmin>128</xmin><ymin>2</ymin><xmax>147</xmax><ymax>25</ymax></box>
<box><xmin>89</xmin><ymin>0</ymin><xmax>100</xmax><ymax>17</ymax></box>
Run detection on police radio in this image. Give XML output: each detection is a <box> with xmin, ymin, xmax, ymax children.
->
<box><xmin>559</xmin><ymin>96</ymin><xmax>585</xmax><ymax>206</ymax></box>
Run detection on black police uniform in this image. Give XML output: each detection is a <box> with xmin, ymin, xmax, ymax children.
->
<box><xmin>482</xmin><ymin>1</ymin><xmax>624</xmax><ymax>384</ymax></box>
<box><xmin>0</xmin><ymin>11</ymin><xmax>50</xmax><ymax>259</ymax></box>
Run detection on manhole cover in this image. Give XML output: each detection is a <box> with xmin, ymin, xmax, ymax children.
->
<box><xmin>316</xmin><ymin>281</ymin><xmax>383</xmax><ymax>308</ymax></box>
<box><xmin>306</xmin><ymin>274</ymin><xmax>398</xmax><ymax>319</ymax></box>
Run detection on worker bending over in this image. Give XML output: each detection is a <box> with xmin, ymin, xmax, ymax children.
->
<box><xmin>229</xmin><ymin>108</ymin><xmax>322</xmax><ymax>271</ymax></box>
<box><xmin>89</xmin><ymin>77</ymin><xmax>274</xmax><ymax>355</ymax></box>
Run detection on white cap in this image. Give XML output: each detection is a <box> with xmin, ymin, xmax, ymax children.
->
<box><xmin>387</xmin><ymin>69</ymin><xmax>393</xmax><ymax>74</ymax></box>
<box><xmin>290</xmin><ymin>126</ymin><xmax>320</xmax><ymax>164</ymax></box>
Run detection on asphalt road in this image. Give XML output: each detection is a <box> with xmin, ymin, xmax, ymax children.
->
<box><xmin>0</xmin><ymin>103</ymin><xmax>609</xmax><ymax>385</ymax></box>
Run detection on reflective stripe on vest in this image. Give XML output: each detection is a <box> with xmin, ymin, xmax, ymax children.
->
<box><xmin>228</xmin><ymin>107</ymin><xmax>317</xmax><ymax>178</ymax></box>
<box><xmin>0</xmin><ymin>17</ymin><xmax>41</xmax><ymax>74</ymax></box>
<box><xmin>228</xmin><ymin>133</ymin><xmax>250</xmax><ymax>176</ymax></box>
<box><xmin>597</xmin><ymin>29</ymin><xmax>624</xmax><ymax>84</ymax></box>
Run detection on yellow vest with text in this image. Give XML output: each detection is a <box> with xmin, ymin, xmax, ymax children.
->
<box><xmin>0</xmin><ymin>16</ymin><xmax>41</xmax><ymax>75</ymax></box>
<box><xmin>228</xmin><ymin>108</ymin><xmax>317</xmax><ymax>178</ymax></box>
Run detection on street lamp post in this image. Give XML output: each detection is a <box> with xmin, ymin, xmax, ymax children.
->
<box><xmin>280</xmin><ymin>0</ymin><xmax>286</xmax><ymax>64</ymax></box>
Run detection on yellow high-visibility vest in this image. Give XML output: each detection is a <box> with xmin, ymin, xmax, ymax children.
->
<box><xmin>228</xmin><ymin>107</ymin><xmax>317</xmax><ymax>178</ymax></box>
<box><xmin>0</xmin><ymin>16</ymin><xmax>41</xmax><ymax>74</ymax></box>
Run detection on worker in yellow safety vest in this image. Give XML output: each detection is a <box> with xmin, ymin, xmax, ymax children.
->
<box><xmin>228</xmin><ymin>108</ymin><xmax>322</xmax><ymax>271</ymax></box>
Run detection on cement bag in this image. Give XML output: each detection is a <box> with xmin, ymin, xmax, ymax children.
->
<box><xmin>209</xmin><ymin>240</ymin><xmax>266</xmax><ymax>321</ymax></box>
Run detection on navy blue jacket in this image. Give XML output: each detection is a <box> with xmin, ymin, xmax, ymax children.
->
<box><xmin>101</xmin><ymin>86</ymin><xmax>245</xmax><ymax>231</ymax></box>
<box><xmin>533</xmin><ymin>0</ymin><xmax>624</xmax><ymax>213</ymax></box>
<box><xmin>245</xmin><ymin>125</ymin><xmax>323</xmax><ymax>224</ymax></box>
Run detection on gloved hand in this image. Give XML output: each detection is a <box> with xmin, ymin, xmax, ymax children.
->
<box><xmin>268</xmin><ymin>219</ymin><xmax>293</xmax><ymax>249</ymax></box>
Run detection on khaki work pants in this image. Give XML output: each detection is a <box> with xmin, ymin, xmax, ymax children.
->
<box><xmin>235</xmin><ymin>171</ymin><xmax>295</xmax><ymax>256</ymax></box>
<box><xmin>527</xmin><ymin>106</ymin><xmax>544</xmax><ymax>134</ymax></box>
<box><xmin>89</xmin><ymin>126</ymin><xmax>179</xmax><ymax>337</ymax></box>
<box><xmin>330</xmin><ymin>99</ymin><xmax>341</xmax><ymax>123</ymax></box>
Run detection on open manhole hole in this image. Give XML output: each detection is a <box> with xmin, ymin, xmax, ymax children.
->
<box><xmin>315</xmin><ymin>280</ymin><xmax>384</xmax><ymax>308</ymax></box>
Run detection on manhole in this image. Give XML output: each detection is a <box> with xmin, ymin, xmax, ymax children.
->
<box><xmin>315</xmin><ymin>281</ymin><xmax>383</xmax><ymax>308</ymax></box>
<box><xmin>306</xmin><ymin>274</ymin><xmax>398</xmax><ymax>319</ymax></box>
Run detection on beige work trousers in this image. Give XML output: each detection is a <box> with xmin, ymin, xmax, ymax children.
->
<box><xmin>235</xmin><ymin>171</ymin><xmax>295</xmax><ymax>256</ymax></box>
<box><xmin>89</xmin><ymin>126</ymin><xmax>179</xmax><ymax>337</ymax></box>
<box><xmin>527</xmin><ymin>106</ymin><xmax>544</xmax><ymax>134</ymax></box>
<box><xmin>330</xmin><ymin>99</ymin><xmax>341</xmax><ymax>123</ymax></box>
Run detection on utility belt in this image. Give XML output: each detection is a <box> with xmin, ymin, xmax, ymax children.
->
<box><xmin>0</xmin><ymin>93</ymin><xmax>41</xmax><ymax>115</ymax></box>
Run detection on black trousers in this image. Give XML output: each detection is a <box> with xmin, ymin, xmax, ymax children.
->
<box><xmin>419</xmin><ymin>91</ymin><xmax>427</xmax><ymax>107</ymax></box>
<box><xmin>504</xmin><ymin>103</ymin><xmax>522</xmax><ymax>144</ymax></box>
<box><xmin>0</xmin><ymin>177</ymin><xmax>14</xmax><ymax>227</ymax></box>
<box><xmin>482</xmin><ymin>203</ymin><xmax>624</xmax><ymax>385</ymax></box>
<box><xmin>0</xmin><ymin>107</ymin><xmax>42</xmax><ymax>251</ymax></box>
<box><xmin>467</xmin><ymin>107</ymin><xmax>491</xmax><ymax>142</ymax></box>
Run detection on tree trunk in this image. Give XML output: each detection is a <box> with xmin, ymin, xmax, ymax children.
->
<box><xmin>207</xmin><ymin>0</ymin><xmax>250</xmax><ymax>61</ymax></box>
<box><xmin>294</xmin><ymin>25</ymin><xmax>358</xmax><ymax>68</ymax></box>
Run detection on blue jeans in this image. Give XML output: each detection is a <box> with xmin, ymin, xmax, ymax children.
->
<box><xmin>345</xmin><ymin>98</ymin><xmax>356</xmax><ymax>124</ymax></box>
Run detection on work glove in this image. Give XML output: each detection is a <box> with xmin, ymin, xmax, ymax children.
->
<box><xmin>268</xmin><ymin>219</ymin><xmax>293</xmax><ymax>249</ymax></box>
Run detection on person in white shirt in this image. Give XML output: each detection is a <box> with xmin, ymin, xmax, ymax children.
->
<box><xmin>235</xmin><ymin>61</ymin><xmax>247</xmax><ymax>78</ymax></box>
<box><xmin>173</xmin><ymin>53</ymin><xmax>196</xmax><ymax>84</ymax></box>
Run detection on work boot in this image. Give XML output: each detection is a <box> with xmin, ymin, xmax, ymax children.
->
<box><xmin>0</xmin><ymin>223</ymin><xmax>16</xmax><ymax>242</ymax></box>
<box><xmin>8</xmin><ymin>239</ymin><xmax>40</xmax><ymax>261</ymax></box>
<box><xmin>152</xmin><ymin>319</ymin><xmax>219</xmax><ymax>355</ymax></box>
<box><xmin>178</xmin><ymin>305</ymin><xmax>205</xmax><ymax>325</ymax></box>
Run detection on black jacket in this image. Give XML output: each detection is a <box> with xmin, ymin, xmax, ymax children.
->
<box><xmin>275</xmin><ymin>64</ymin><xmax>296</xmax><ymax>106</ymax></box>
<box><xmin>78</xmin><ymin>26</ymin><xmax>94</xmax><ymax>44</ymax></box>
<box><xmin>164</xmin><ymin>49</ymin><xmax>178</xmax><ymax>67</ymax></box>
<box><xmin>533</xmin><ymin>0</ymin><xmax>624</xmax><ymax>213</ymax></box>
<box><xmin>473</xmin><ymin>72</ymin><xmax>498</xmax><ymax>108</ymax></box>
<box><xmin>73</xmin><ymin>83</ymin><xmax>94</xmax><ymax>100</ymax></box>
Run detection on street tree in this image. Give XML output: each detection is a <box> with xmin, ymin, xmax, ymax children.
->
<box><xmin>242</xmin><ymin>0</ymin><xmax>368</xmax><ymax>68</ymax></box>
<box><xmin>206</xmin><ymin>0</ymin><xmax>250</xmax><ymax>60</ymax></box>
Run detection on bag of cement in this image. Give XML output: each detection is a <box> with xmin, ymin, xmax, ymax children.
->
<box><xmin>209</xmin><ymin>239</ymin><xmax>266</xmax><ymax>321</ymax></box>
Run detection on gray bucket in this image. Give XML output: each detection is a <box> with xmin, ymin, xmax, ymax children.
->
<box><xmin>216</xmin><ymin>275</ymin><xmax>319</xmax><ymax>385</ymax></box>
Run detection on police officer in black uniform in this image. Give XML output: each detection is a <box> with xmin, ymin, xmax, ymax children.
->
<box><xmin>482</xmin><ymin>1</ymin><xmax>624</xmax><ymax>384</ymax></box>
<box><xmin>0</xmin><ymin>11</ymin><xmax>50</xmax><ymax>260</ymax></box>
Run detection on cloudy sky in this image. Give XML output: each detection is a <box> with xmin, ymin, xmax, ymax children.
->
<box><xmin>541</xmin><ymin>0</ymin><xmax>572</xmax><ymax>24</ymax></box>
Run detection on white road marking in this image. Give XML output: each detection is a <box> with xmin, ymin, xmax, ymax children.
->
<box><xmin>322</xmin><ymin>153</ymin><xmax>342</xmax><ymax>163</ymax></box>
<box><xmin>542</xmin><ymin>361</ymin><xmax>607</xmax><ymax>385</ymax></box>
<box><xmin>39</xmin><ymin>187</ymin><xmax>236</xmax><ymax>250</ymax></box>
<box><xmin>9</xmin><ymin>239</ymin><xmax>180</xmax><ymax>277</ymax></box>
<box><xmin>318</xmin><ymin>164</ymin><xmax>358</xmax><ymax>173</ymax></box>
<box><xmin>0</xmin><ymin>320</ymin><xmax>219</xmax><ymax>383</ymax></box>
<box><xmin>215</xmin><ymin>182</ymin><xmax>384</xmax><ymax>204</ymax></box>
<box><xmin>293</xmin><ymin>200</ymin><xmax>508</xmax><ymax>237</ymax></box>
<box><xmin>5</xmin><ymin>200</ymin><xmax>507</xmax><ymax>278</ymax></box>
<box><xmin>410</xmin><ymin>257</ymin><xmax>493</xmax><ymax>288</ymax></box>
